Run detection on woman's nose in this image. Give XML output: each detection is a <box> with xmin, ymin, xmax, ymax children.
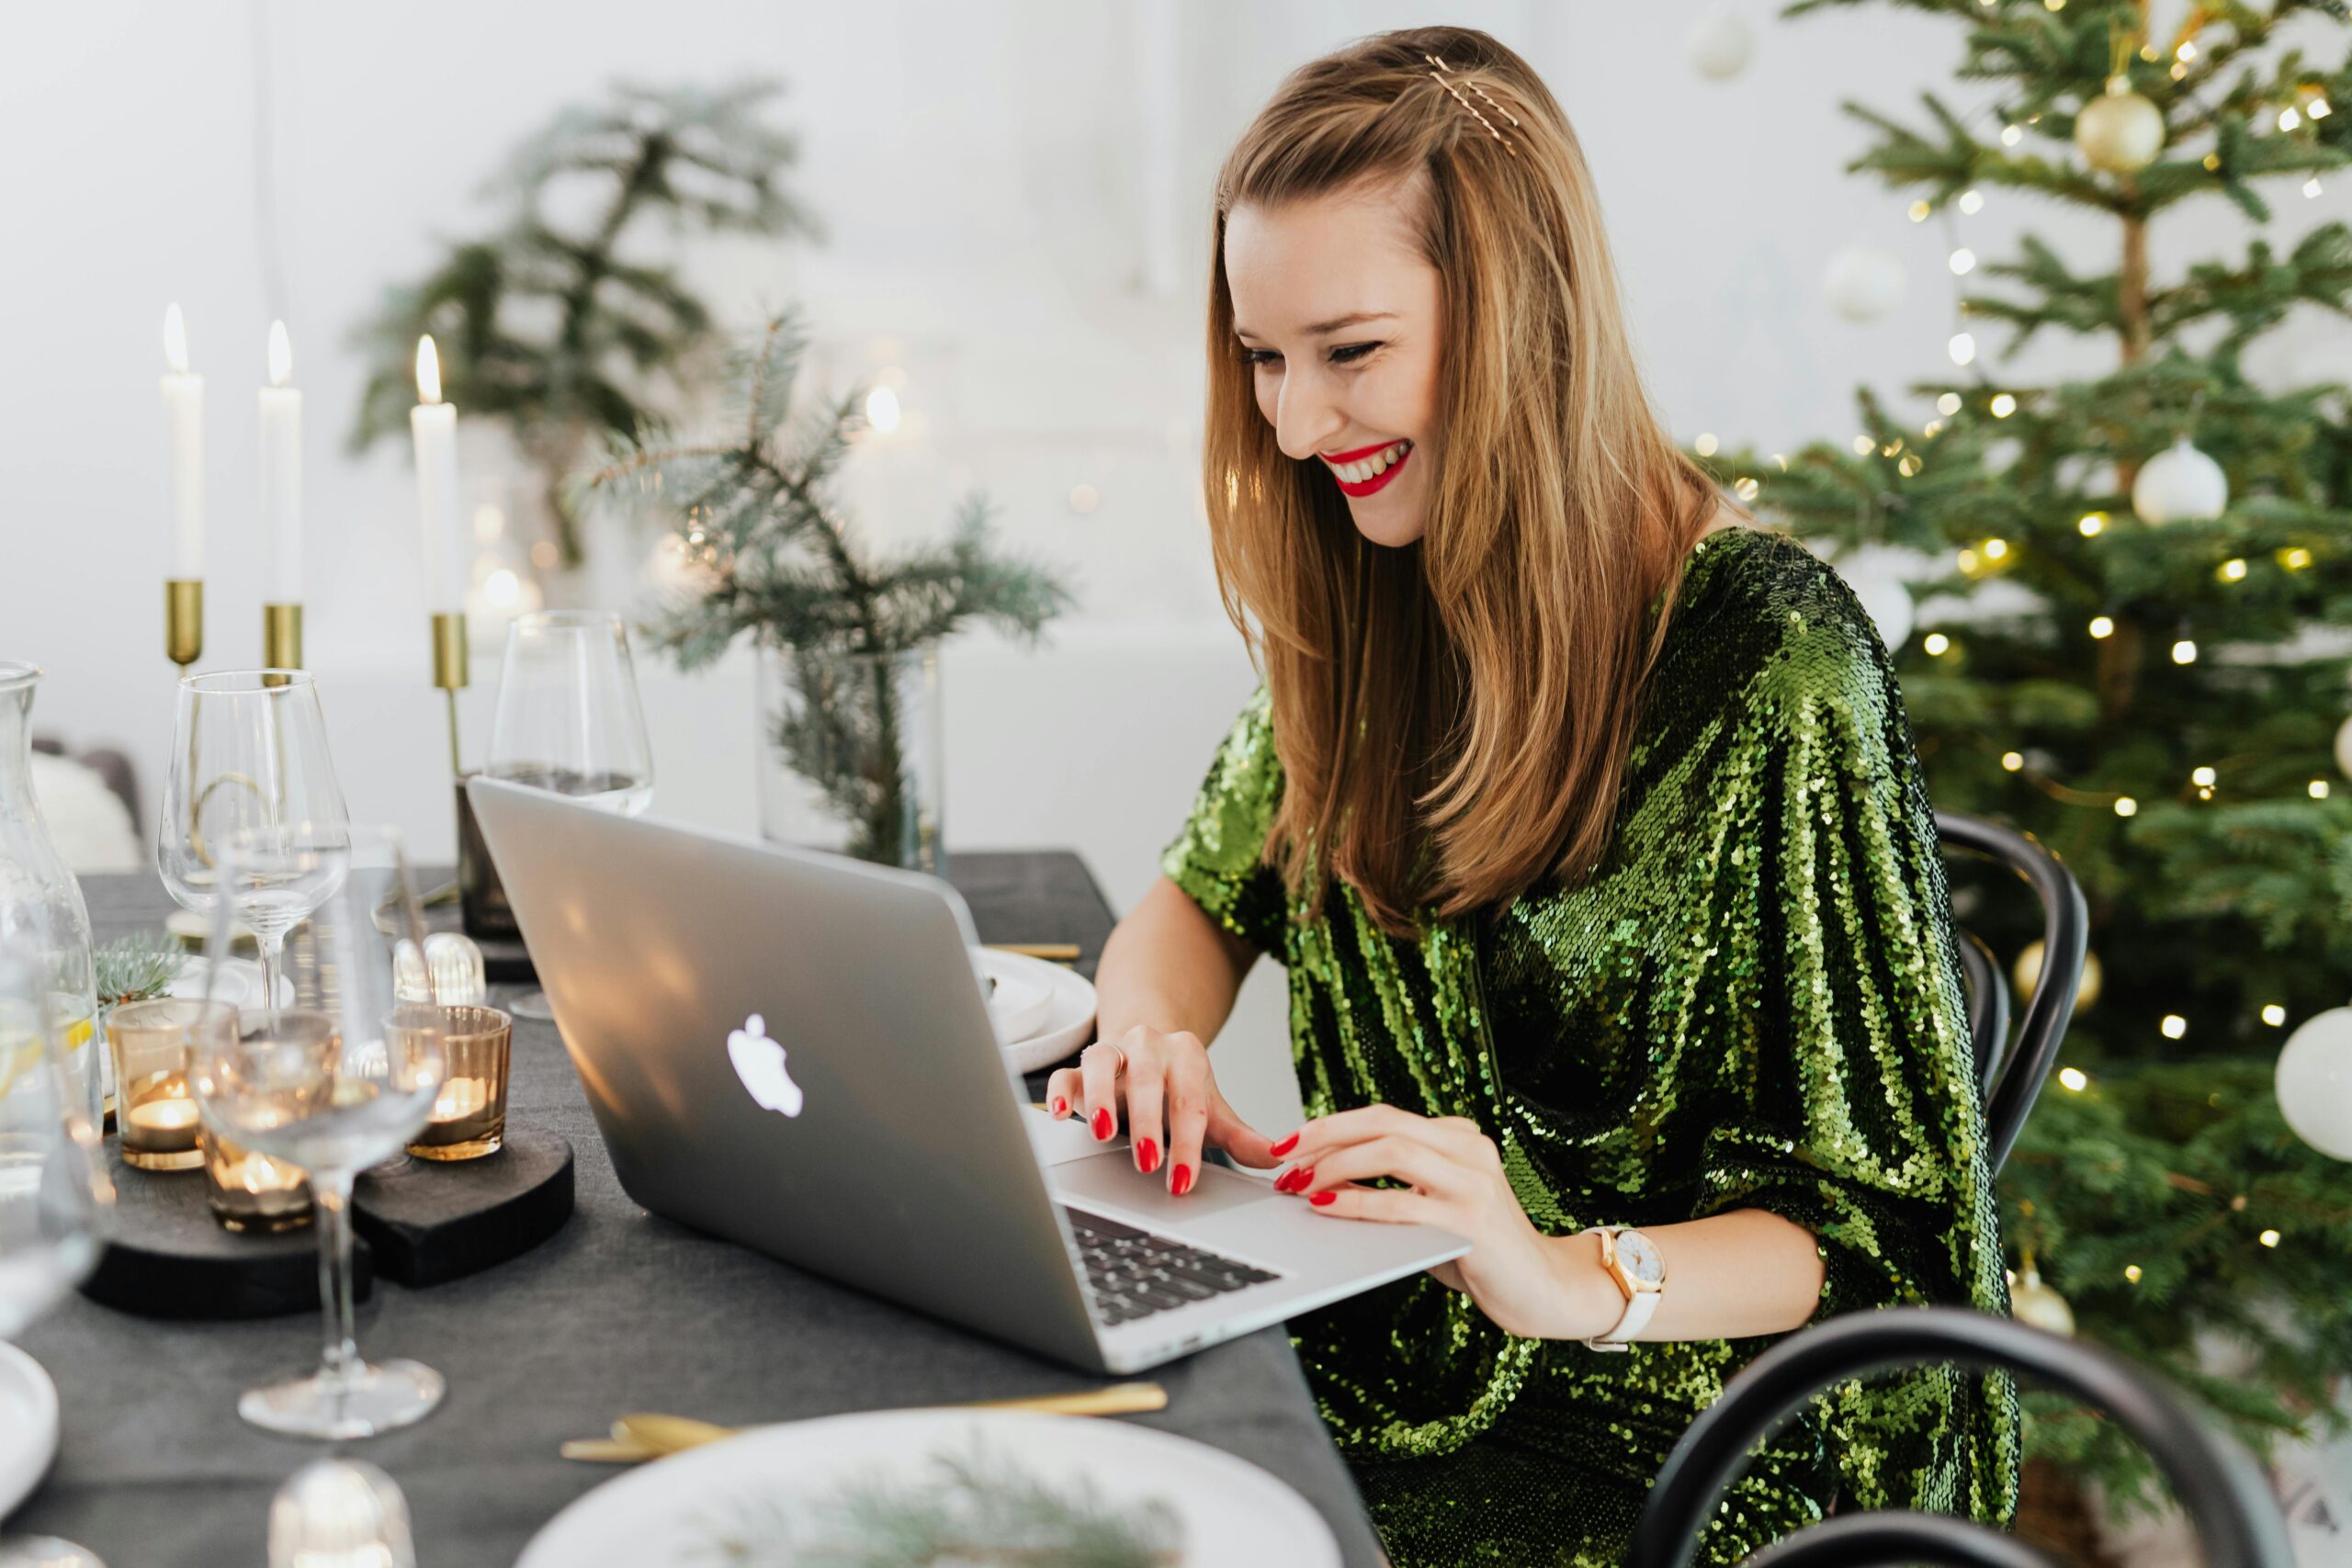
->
<box><xmin>1273</xmin><ymin>378</ymin><xmax>1344</xmax><ymax>464</ymax></box>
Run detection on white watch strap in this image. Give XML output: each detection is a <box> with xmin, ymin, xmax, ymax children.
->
<box><xmin>1581</xmin><ymin>1225</ymin><xmax>1660</xmax><ymax>1351</ymax></box>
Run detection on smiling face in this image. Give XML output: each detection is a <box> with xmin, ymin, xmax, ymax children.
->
<box><xmin>1224</xmin><ymin>174</ymin><xmax>1445</xmax><ymax>548</ymax></box>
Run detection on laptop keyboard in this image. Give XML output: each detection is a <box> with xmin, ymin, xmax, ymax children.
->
<box><xmin>1061</xmin><ymin>1207</ymin><xmax>1281</xmax><ymax>1326</ymax></box>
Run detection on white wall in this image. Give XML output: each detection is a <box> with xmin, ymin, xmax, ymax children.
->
<box><xmin>6</xmin><ymin>0</ymin><xmax>2347</xmax><ymax>1131</ymax></box>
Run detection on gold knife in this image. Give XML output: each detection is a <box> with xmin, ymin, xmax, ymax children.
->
<box><xmin>562</xmin><ymin>1382</ymin><xmax>1168</xmax><ymax>1462</ymax></box>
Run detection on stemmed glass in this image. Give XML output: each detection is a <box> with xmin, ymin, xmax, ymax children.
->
<box><xmin>0</xmin><ymin>928</ymin><xmax>113</xmax><ymax>1567</ymax></box>
<box><xmin>159</xmin><ymin>671</ymin><xmax>350</xmax><ymax>1010</ymax></box>
<box><xmin>193</xmin><ymin>825</ymin><xmax>447</xmax><ymax>1440</ymax></box>
<box><xmin>484</xmin><ymin>612</ymin><xmax>653</xmax><ymax>1019</ymax></box>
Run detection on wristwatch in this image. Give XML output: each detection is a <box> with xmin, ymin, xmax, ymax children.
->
<box><xmin>1580</xmin><ymin>1225</ymin><xmax>1666</xmax><ymax>1351</ymax></box>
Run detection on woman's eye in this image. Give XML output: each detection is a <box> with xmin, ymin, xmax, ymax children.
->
<box><xmin>1242</xmin><ymin>348</ymin><xmax>1281</xmax><ymax>367</ymax></box>
<box><xmin>1329</xmin><ymin>342</ymin><xmax>1380</xmax><ymax>365</ymax></box>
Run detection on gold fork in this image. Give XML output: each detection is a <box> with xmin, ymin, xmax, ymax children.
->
<box><xmin>561</xmin><ymin>1382</ymin><xmax>1168</xmax><ymax>1462</ymax></box>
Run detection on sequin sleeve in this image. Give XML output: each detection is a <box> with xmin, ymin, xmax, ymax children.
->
<box><xmin>1159</xmin><ymin>684</ymin><xmax>1290</xmax><ymax>960</ymax></box>
<box><xmin>1692</xmin><ymin>557</ymin><xmax>2019</xmax><ymax>1524</ymax></box>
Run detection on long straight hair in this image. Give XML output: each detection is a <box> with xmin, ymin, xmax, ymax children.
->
<box><xmin>1204</xmin><ymin>25</ymin><xmax>1739</xmax><ymax>941</ymax></box>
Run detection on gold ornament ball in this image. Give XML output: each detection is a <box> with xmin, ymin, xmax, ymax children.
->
<box><xmin>2013</xmin><ymin>940</ymin><xmax>2102</xmax><ymax>1011</ymax></box>
<box><xmin>2075</xmin><ymin>76</ymin><xmax>2165</xmax><ymax>173</ymax></box>
<box><xmin>2011</xmin><ymin>1268</ymin><xmax>2075</xmax><ymax>1337</ymax></box>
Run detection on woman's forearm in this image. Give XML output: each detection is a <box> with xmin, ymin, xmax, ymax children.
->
<box><xmin>1543</xmin><ymin>1209</ymin><xmax>1826</xmax><ymax>1343</ymax></box>
<box><xmin>1092</xmin><ymin>874</ymin><xmax>1257</xmax><ymax>1047</ymax></box>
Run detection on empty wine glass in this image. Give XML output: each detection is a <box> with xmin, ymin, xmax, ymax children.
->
<box><xmin>484</xmin><ymin>612</ymin><xmax>653</xmax><ymax>1019</ymax></box>
<box><xmin>159</xmin><ymin>671</ymin><xmax>350</xmax><ymax>1010</ymax></box>
<box><xmin>0</xmin><ymin>926</ymin><xmax>113</xmax><ymax>1568</ymax></box>
<box><xmin>194</xmin><ymin>826</ymin><xmax>446</xmax><ymax>1440</ymax></box>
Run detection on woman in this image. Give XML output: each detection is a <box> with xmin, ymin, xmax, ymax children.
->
<box><xmin>1047</xmin><ymin>26</ymin><xmax>2018</xmax><ymax>1563</ymax></box>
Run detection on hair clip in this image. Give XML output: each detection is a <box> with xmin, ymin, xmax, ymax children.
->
<box><xmin>1424</xmin><ymin>52</ymin><xmax>1520</xmax><ymax>156</ymax></box>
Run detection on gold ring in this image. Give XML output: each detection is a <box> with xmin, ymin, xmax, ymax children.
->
<box><xmin>1081</xmin><ymin>1042</ymin><xmax>1125</xmax><ymax>1077</ymax></box>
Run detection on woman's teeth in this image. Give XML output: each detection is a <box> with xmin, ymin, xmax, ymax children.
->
<box><xmin>1325</xmin><ymin>440</ymin><xmax>1411</xmax><ymax>483</ymax></box>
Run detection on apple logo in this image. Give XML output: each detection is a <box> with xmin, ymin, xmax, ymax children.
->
<box><xmin>728</xmin><ymin>1012</ymin><xmax>804</xmax><ymax>1117</ymax></box>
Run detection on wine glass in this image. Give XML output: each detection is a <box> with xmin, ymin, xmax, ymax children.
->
<box><xmin>0</xmin><ymin>927</ymin><xmax>113</xmax><ymax>1568</ymax></box>
<box><xmin>484</xmin><ymin>612</ymin><xmax>653</xmax><ymax>1019</ymax></box>
<box><xmin>192</xmin><ymin>825</ymin><xmax>446</xmax><ymax>1440</ymax></box>
<box><xmin>159</xmin><ymin>671</ymin><xmax>350</xmax><ymax>1010</ymax></box>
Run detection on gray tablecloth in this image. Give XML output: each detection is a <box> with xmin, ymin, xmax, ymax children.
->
<box><xmin>12</xmin><ymin>856</ymin><xmax>1387</xmax><ymax>1567</ymax></box>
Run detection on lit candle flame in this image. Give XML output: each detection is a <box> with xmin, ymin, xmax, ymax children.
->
<box><xmin>267</xmin><ymin>320</ymin><xmax>293</xmax><ymax>387</ymax></box>
<box><xmin>164</xmin><ymin>302</ymin><xmax>189</xmax><ymax>374</ymax></box>
<box><xmin>415</xmin><ymin>334</ymin><xmax>443</xmax><ymax>405</ymax></box>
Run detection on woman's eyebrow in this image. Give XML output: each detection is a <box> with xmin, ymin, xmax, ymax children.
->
<box><xmin>1232</xmin><ymin>310</ymin><xmax>1399</xmax><ymax>341</ymax></box>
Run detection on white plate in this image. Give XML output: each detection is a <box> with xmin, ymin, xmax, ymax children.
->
<box><xmin>989</xmin><ymin>952</ymin><xmax>1097</xmax><ymax>1074</ymax></box>
<box><xmin>0</xmin><ymin>1343</ymin><xmax>59</xmax><ymax>1520</ymax></box>
<box><xmin>975</xmin><ymin>949</ymin><xmax>1057</xmax><ymax>1043</ymax></box>
<box><xmin>518</xmin><ymin>1407</ymin><xmax>1339</xmax><ymax>1568</ymax></box>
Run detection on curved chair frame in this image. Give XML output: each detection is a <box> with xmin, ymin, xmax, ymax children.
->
<box><xmin>1624</xmin><ymin>1308</ymin><xmax>2291</xmax><ymax>1568</ymax></box>
<box><xmin>1951</xmin><ymin>927</ymin><xmax>2010</xmax><ymax>1095</ymax></box>
<box><xmin>1934</xmin><ymin>812</ymin><xmax>2087</xmax><ymax>1172</ymax></box>
<box><xmin>1744</xmin><ymin>1512</ymin><xmax>2064</xmax><ymax>1568</ymax></box>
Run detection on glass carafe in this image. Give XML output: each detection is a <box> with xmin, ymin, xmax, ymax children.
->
<box><xmin>0</xmin><ymin>661</ymin><xmax>102</xmax><ymax>1131</ymax></box>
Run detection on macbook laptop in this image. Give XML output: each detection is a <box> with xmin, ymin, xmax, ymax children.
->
<box><xmin>466</xmin><ymin>777</ymin><xmax>1470</xmax><ymax>1373</ymax></box>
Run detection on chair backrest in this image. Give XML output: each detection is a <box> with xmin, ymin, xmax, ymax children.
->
<box><xmin>1624</xmin><ymin>1307</ymin><xmax>2292</xmax><ymax>1568</ymax></box>
<box><xmin>1729</xmin><ymin>1512</ymin><xmax>2065</xmax><ymax>1568</ymax></box>
<box><xmin>1950</xmin><ymin>927</ymin><xmax>2010</xmax><ymax>1096</ymax></box>
<box><xmin>1934</xmin><ymin>811</ymin><xmax>2087</xmax><ymax>1172</ymax></box>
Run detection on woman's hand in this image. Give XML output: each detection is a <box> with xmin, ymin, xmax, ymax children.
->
<box><xmin>1046</xmin><ymin>1025</ymin><xmax>1283</xmax><ymax>1195</ymax></box>
<box><xmin>1273</xmin><ymin>1105</ymin><xmax>1617</xmax><ymax>1341</ymax></box>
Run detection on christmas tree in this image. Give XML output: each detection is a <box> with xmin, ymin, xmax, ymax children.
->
<box><xmin>1695</xmin><ymin>0</ymin><xmax>2352</xmax><ymax>1527</ymax></box>
<box><xmin>347</xmin><ymin>80</ymin><xmax>815</xmax><ymax>568</ymax></box>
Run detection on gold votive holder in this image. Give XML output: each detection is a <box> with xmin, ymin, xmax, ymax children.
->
<box><xmin>107</xmin><ymin>997</ymin><xmax>236</xmax><ymax>1172</ymax></box>
<box><xmin>406</xmin><ymin>1004</ymin><xmax>511</xmax><ymax>1161</ymax></box>
<box><xmin>202</xmin><ymin>1126</ymin><xmax>314</xmax><ymax>1234</ymax></box>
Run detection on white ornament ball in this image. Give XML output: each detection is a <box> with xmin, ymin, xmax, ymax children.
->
<box><xmin>2132</xmin><ymin>435</ymin><xmax>2228</xmax><ymax>525</ymax></box>
<box><xmin>2335</xmin><ymin>713</ymin><xmax>2352</xmax><ymax>781</ymax></box>
<box><xmin>1688</xmin><ymin>8</ymin><xmax>1754</xmax><ymax>81</ymax></box>
<box><xmin>1823</xmin><ymin>247</ymin><xmax>1907</xmax><ymax>323</ymax></box>
<box><xmin>1838</xmin><ymin>550</ymin><xmax>1917</xmax><ymax>650</ymax></box>
<box><xmin>2276</xmin><ymin>1005</ymin><xmax>2352</xmax><ymax>1161</ymax></box>
<box><xmin>2010</xmin><ymin>1268</ymin><xmax>2076</xmax><ymax>1337</ymax></box>
<box><xmin>2075</xmin><ymin>77</ymin><xmax>2165</xmax><ymax>173</ymax></box>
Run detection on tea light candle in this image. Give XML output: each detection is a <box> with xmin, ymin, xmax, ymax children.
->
<box><xmin>404</xmin><ymin>1004</ymin><xmax>511</xmax><ymax>1162</ymax></box>
<box><xmin>125</xmin><ymin>1094</ymin><xmax>200</xmax><ymax>1139</ymax></box>
<box><xmin>109</xmin><ymin>997</ymin><xmax>235</xmax><ymax>1173</ymax></box>
<box><xmin>432</xmin><ymin>1077</ymin><xmax>491</xmax><ymax>1122</ymax></box>
<box><xmin>203</xmin><ymin>1131</ymin><xmax>313</xmax><ymax>1234</ymax></box>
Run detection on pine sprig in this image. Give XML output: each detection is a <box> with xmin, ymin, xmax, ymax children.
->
<box><xmin>587</xmin><ymin>313</ymin><xmax>1075</xmax><ymax>863</ymax></box>
<box><xmin>695</xmin><ymin>1438</ymin><xmax>1183</xmax><ymax>1566</ymax></box>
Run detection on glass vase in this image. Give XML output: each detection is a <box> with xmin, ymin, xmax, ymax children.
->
<box><xmin>0</xmin><ymin>661</ymin><xmax>101</xmax><ymax>1133</ymax></box>
<box><xmin>753</xmin><ymin>643</ymin><xmax>945</xmax><ymax>876</ymax></box>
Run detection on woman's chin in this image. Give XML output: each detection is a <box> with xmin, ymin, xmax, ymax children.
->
<box><xmin>1347</xmin><ymin>497</ymin><xmax>1429</xmax><ymax>548</ymax></box>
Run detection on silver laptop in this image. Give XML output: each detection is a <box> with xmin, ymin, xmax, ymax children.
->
<box><xmin>467</xmin><ymin>777</ymin><xmax>1470</xmax><ymax>1374</ymax></box>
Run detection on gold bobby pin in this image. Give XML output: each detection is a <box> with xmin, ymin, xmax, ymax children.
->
<box><xmin>1424</xmin><ymin>53</ymin><xmax>1519</xmax><ymax>156</ymax></box>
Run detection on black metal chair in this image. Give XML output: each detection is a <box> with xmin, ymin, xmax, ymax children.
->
<box><xmin>1625</xmin><ymin>1307</ymin><xmax>2294</xmax><ymax>1568</ymax></box>
<box><xmin>1936</xmin><ymin>811</ymin><xmax>2087</xmax><ymax>1173</ymax></box>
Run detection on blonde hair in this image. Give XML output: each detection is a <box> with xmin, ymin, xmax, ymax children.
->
<box><xmin>1204</xmin><ymin>25</ymin><xmax>1737</xmax><ymax>941</ymax></box>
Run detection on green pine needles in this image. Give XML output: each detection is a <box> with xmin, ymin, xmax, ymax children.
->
<box><xmin>588</xmin><ymin>314</ymin><xmax>1074</xmax><ymax>864</ymax></box>
<box><xmin>347</xmin><ymin>80</ymin><xmax>816</xmax><ymax>567</ymax></box>
<box><xmin>1700</xmin><ymin>0</ymin><xmax>2352</xmax><ymax>1517</ymax></box>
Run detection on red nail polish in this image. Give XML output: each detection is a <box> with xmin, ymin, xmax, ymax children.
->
<box><xmin>1091</xmin><ymin>1108</ymin><xmax>1113</xmax><ymax>1140</ymax></box>
<box><xmin>1050</xmin><ymin>1096</ymin><xmax>1068</xmax><ymax>1117</ymax></box>
<box><xmin>1137</xmin><ymin>1137</ymin><xmax>1159</xmax><ymax>1174</ymax></box>
<box><xmin>1171</xmin><ymin>1164</ymin><xmax>1193</xmax><ymax>1197</ymax></box>
<box><xmin>1270</xmin><ymin>1131</ymin><xmax>1299</xmax><ymax>1157</ymax></box>
<box><xmin>1277</xmin><ymin>1165</ymin><xmax>1313</xmax><ymax>1194</ymax></box>
<box><xmin>1309</xmin><ymin>1190</ymin><xmax>1337</xmax><ymax>1207</ymax></box>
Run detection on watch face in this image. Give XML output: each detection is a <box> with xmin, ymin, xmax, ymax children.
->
<box><xmin>1616</xmin><ymin>1229</ymin><xmax>1665</xmax><ymax>1288</ymax></box>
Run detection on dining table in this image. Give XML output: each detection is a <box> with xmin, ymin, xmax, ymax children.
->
<box><xmin>9</xmin><ymin>852</ymin><xmax>1392</xmax><ymax>1566</ymax></box>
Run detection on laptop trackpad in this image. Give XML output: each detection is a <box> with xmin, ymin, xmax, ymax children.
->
<box><xmin>1048</xmin><ymin>1153</ymin><xmax>1271</xmax><ymax>1225</ymax></box>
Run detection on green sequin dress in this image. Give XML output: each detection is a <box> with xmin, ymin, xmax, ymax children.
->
<box><xmin>1160</xmin><ymin>528</ymin><xmax>2021</xmax><ymax>1565</ymax></box>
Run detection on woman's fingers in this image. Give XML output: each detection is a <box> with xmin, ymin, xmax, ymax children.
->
<box><xmin>1159</xmin><ymin>1049</ymin><xmax>1212</xmax><ymax>1194</ymax></box>
<box><xmin>1124</xmin><ymin>1035</ymin><xmax>1168</xmax><ymax>1177</ymax></box>
<box><xmin>1299</xmin><ymin>1181</ymin><xmax>1434</xmax><ymax>1225</ymax></box>
<box><xmin>1079</xmin><ymin>1040</ymin><xmax>1125</xmax><ymax>1142</ymax></box>
<box><xmin>1204</xmin><ymin>1094</ymin><xmax>1282</xmax><ymax>1171</ymax></box>
<box><xmin>1290</xmin><ymin>1134</ymin><xmax>1462</xmax><ymax>1200</ymax></box>
<box><xmin>1044</xmin><ymin>1066</ymin><xmax>1080</xmax><ymax>1120</ymax></box>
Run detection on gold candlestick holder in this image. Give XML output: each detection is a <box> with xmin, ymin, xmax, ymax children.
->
<box><xmin>431</xmin><ymin>610</ymin><xmax>469</xmax><ymax>775</ymax></box>
<box><xmin>165</xmin><ymin>579</ymin><xmax>203</xmax><ymax>671</ymax></box>
<box><xmin>263</xmin><ymin>603</ymin><xmax>304</xmax><ymax>670</ymax></box>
